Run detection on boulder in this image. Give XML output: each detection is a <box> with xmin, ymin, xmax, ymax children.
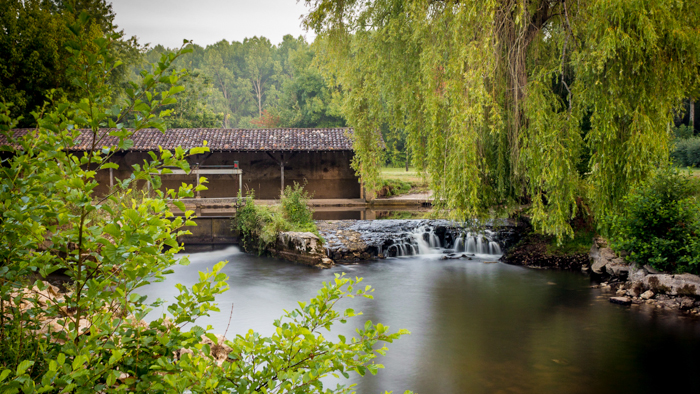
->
<box><xmin>589</xmin><ymin>238</ymin><xmax>631</xmax><ymax>278</ymax></box>
<box><xmin>640</xmin><ymin>290</ymin><xmax>655</xmax><ymax>300</ymax></box>
<box><xmin>679</xmin><ymin>297</ymin><xmax>695</xmax><ymax>310</ymax></box>
<box><xmin>609</xmin><ymin>297</ymin><xmax>632</xmax><ymax>305</ymax></box>
<box><xmin>278</xmin><ymin>232</ymin><xmax>323</xmax><ymax>254</ymax></box>
<box><xmin>642</xmin><ymin>274</ymin><xmax>700</xmax><ymax>297</ymax></box>
<box><xmin>320</xmin><ymin>257</ymin><xmax>335</xmax><ymax>268</ymax></box>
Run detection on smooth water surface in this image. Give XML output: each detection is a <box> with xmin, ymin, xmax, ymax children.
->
<box><xmin>139</xmin><ymin>247</ymin><xmax>700</xmax><ymax>393</ymax></box>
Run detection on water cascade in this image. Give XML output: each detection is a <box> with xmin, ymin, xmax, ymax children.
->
<box><xmin>320</xmin><ymin>219</ymin><xmax>511</xmax><ymax>262</ymax></box>
<box><xmin>381</xmin><ymin>224</ymin><xmax>502</xmax><ymax>258</ymax></box>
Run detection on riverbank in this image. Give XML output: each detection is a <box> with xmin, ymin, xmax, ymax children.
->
<box><xmin>500</xmin><ymin>227</ymin><xmax>700</xmax><ymax>316</ymax></box>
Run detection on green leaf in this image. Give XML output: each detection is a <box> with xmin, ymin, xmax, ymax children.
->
<box><xmin>16</xmin><ymin>360</ymin><xmax>34</xmax><ymax>376</ymax></box>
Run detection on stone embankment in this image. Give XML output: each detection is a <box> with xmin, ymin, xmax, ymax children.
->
<box><xmin>588</xmin><ymin>238</ymin><xmax>700</xmax><ymax>315</ymax></box>
<box><xmin>267</xmin><ymin>231</ymin><xmax>334</xmax><ymax>268</ymax></box>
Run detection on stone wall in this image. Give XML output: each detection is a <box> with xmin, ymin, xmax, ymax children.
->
<box><xmin>268</xmin><ymin>232</ymin><xmax>333</xmax><ymax>268</ymax></box>
<box><xmin>92</xmin><ymin>150</ymin><xmax>361</xmax><ymax>199</ymax></box>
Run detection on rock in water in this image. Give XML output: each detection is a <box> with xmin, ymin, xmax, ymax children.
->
<box><xmin>640</xmin><ymin>290</ymin><xmax>654</xmax><ymax>300</ymax></box>
<box><xmin>609</xmin><ymin>296</ymin><xmax>632</xmax><ymax>306</ymax></box>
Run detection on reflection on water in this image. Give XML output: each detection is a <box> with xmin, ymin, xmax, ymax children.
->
<box><xmin>139</xmin><ymin>247</ymin><xmax>700</xmax><ymax>394</ymax></box>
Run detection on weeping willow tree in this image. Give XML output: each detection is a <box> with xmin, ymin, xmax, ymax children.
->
<box><xmin>303</xmin><ymin>0</ymin><xmax>700</xmax><ymax>238</ymax></box>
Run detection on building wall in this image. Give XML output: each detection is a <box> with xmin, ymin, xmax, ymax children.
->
<box><xmin>94</xmin><ymin>150</ymin><xmax>361</xmax><ymax>199</ymax></box>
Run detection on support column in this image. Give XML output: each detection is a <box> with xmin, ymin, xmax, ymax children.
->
<box><xmin>280</xmin><ymin>153</ymin><xmax>285</xmax><ymax>197</ymax></box>
<box><xmin>196</xmin><ymin>164</ymin><xmax>201</xmax><ymax>199</ymax></box>
<box><xmin>239</xmin><ymin>173</ymin><xmax>242</xmax><ymax>200</ymax></box>
<box><xmin>109</xmin><ymin>168</ymin><xmax>114</xmax><ymax>189</ymax></box>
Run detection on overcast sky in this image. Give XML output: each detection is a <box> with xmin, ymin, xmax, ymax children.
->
<box><xmin>111</xmin><ymin>0</ymin><xmax>315</xmax><ymax>48</ymax></box>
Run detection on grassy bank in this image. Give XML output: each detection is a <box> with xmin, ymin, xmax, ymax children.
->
<box><xmin>378</xmin><ymin>167</ymin><xmax>430</xmax><ymax>197</ymax></box>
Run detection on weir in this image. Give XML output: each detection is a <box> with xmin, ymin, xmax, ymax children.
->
<box><xmin>317</xmin><ymin>219</ymin><xmax>518</xmax><ymax>263</ymax></box>
<box><xmin>176</xmin><ymin>214</ymin><xmax>519</xmax><ymax>262</ymax></box>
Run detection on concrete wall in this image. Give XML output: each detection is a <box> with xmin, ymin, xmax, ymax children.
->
<box><xmin>93</xmin><ymin>150</ymin><xmax>361</xmax><ymax>199</ymax></box>
<box><xmin>177</xmin><ymin>217</ymin><xmax>238</xmax><ymax>245</ymax></box>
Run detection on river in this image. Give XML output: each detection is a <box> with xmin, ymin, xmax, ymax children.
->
<box><xmin>139</xmin><ymin>246</ymin><xmax>700</xmax><ymax>394</ymax></box>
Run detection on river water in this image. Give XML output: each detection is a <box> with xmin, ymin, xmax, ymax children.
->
<box><xmin>139</xmin><ymin>246</ymin><xmax>700</xmax><ymax>394</ymax></box>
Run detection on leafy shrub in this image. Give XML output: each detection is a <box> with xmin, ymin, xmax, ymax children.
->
<box><xmin>233</xmin><ymin>183</ymin><xmax>320</xmax><ymax>254</ymax></box>
<box><xmin>673</xmin><ymin>124</ymin><xmax>694</xmax><ymax>140</ymax></box>
<box><xmin>233</xmin><ymin>191</ymin><xmax>275</xmax><ymax>253</ymax></box>
<box><xmin>281</xmin><ymin>181</ymin><xmax>314</xmax><ymax>226</ymax></box>
<box><xmin>608</xmin><ymin>167</ymin><xmax>700</xmax><ymax>274</ymax></box>
<box><xmin>671</xmin><ymin>137</ymin><xmax>700</xmax><ymax>167</ymax></box>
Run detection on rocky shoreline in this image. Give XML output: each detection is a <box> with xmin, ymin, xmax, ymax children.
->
<box><xmin>501</xmin><ymin>232</ymin><xmax>700</xmax><ymax>316</ymax></box>
<box><xmin>588</xmin><ymin>237</ymin><xmax>700</xmax><ymax>315</ymax></box>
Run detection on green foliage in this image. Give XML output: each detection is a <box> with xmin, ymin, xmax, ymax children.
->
<box><xmin>274</xmin><ymin>39</ymin><xmax>346</xmax><ymax>128</ymax></box>
<box><xmin>233</xmin><ymin>192</ymin><xmax>277</xmax><ymax>253</ymax></box>
<box><xmin>377</xmin><ymin>179</ymin><xmax>413</xmax><ymax>198</ymax></box>
<box><xmin>671</xmin><ymin>137</ymin><xmax>700</xmax><ymax>168</ymax></box>
<box><xmin>233</xmin><ymin>183</ymin><xmax>320</xmax><ymax>254</ymax></box>
<box><xmin>303</xmin><ymin>0</ymin><xmax>700</xmax><ymax>240</ymax></box>
<box><xmin>608</xmin><ymin>168</ymin><xmax>700</xmax><ymax>274</ymax></box>
<box><xmin>546</xmin><ymin>229</ymin><xmax>595</xmax><ymax>256</ymax></box>
<box><xmin>0</xmin><ymin>12</ymin><xmax>228</xmax><ymax>392</ymax></box>
<box><xmin>673</xmin><ymin>124</ymin><xmax>695</xmax><ymax>140</ymax></box>
<box><xmin>215</xmin><ymin>274</ymin><xmax>410</xmax><ymax>393</ymax></box>
<box><xmin>0</xmin><ymin>13</ymin><xmax>405</xmax><ymax>393</ymax></box>
<box><xmin>137</xmin><ymin>35</ymin><xmax>345</xmax><ymax>129</ymax></box>
<box><xmin>281</xmin><ymin>181</ymin><xmax>315</xmax><ymax>226</ymax></box>
<box><xmin>0</xmin><ymin>0</ymin><xmax>139</xmax><ymax>127</ymax></box>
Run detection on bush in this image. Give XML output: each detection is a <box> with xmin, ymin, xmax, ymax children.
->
<box><xmin>671</xmin><ymin>137</ymin><xmax>700</xmax><ymax>167</ymax></box>
<box><xmin>233</xmin><ymin>183</ymin><xmax>320</xmax><ymax>254</ymax></box>
<box><xmin>608</xmin><ymin>167</ymin><xmax>700</xmax><ymax>274</ymax></box>
<box><xmin>281</xmin><ymin>181</ymin><xmax>314</xmax><ymax>226</ymax></box>
<box><xmin>673</xmin><ymin>124</ymin><xmax>694</xmax><ymax>140</ymax></box>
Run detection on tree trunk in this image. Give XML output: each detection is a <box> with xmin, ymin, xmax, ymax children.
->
<box><xmin>690</xmin><ymin>98</ymin><xmax>695</xmax><ymax>134</ymax></box>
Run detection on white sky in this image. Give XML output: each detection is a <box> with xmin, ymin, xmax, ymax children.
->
<box><xmin>111</xmin><ymin>0</ymin><xmax>315</xmax><ymax>48</ymax></box>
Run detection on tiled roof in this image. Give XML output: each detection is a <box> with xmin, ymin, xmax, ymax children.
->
<box><xmin>3</xmin><ymin>128</ymin><xmax>355</xmax><ymax>152</ymax></box>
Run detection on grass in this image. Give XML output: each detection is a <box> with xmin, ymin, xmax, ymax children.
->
<box><xmin>380</xmin><ymin>167</ymin><xmax>427</xmax><ymax>184</ymax></box>
<box><xmin>375</xmin><ymin>210</ymin><xmax>429</xmax><ymax>220</ymax></box>
<box><xmin>679</xmin><ymin>167</ymin><xmax>700</xmax><ymax>179</ymax></box>
<box><xmin>378</xmin><ymin>167</ymin><xmax>430</xmax><ymax>197</ymax></box>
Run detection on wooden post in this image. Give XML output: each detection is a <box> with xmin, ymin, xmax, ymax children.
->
<box><xmin>196</xmin><ymin>164</ymin><xmax>201</xmax><ymax>199</ymax></box>
<box><xmin>280</xmin><ymin>153</ymin><xmax>285</xmax><ymax>197</ymax></box>
<box><xmin>239</xmin><ymin>173</ymin><xmax>242</xmax><ymax>200</ymax></box>
<box><xmin>109</xmin><ymin>168</ymin><xmax>114</xmax><ymax>189</ymax></box>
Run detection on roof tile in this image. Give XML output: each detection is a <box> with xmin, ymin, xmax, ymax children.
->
<box><xmin>3</xmin><ymin>128</ymin><xmax>355</xmax><ymax>152</ymax></box>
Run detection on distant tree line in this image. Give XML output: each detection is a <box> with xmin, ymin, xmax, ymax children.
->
<box><xmin>136</xmin><ymin>35</ymin><xmax>347</xmax><ymax>130</ymax></box>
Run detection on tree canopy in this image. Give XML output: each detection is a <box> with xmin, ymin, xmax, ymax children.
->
<box><xmin>303</xmin><ymin>0</ymin><xmax>700</xmax><ymax>238</ymax></box>
<box><xmin>0</xmin><ymin>0</ymin><xmax>138</xmax><ymax>126</ymax></box>
<box><xmin>139</xmin><ymin>35</ymin><xmax>346</xmax><ymax>129</ymax></box>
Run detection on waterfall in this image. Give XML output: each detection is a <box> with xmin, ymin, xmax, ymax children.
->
<box><xmin>454</xmin><ymin>235</ymin><xmax>465</xmax><ymax>253</ymax></box>
<box><xmin>411</xmin><ymin>227</ymin><xmax>434</xmax><ymax>255</ymax></box>
<box><xmin>322</xmin><ymin>219</ymin><xmax>508</xmax><ymax>262</ymax></box>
